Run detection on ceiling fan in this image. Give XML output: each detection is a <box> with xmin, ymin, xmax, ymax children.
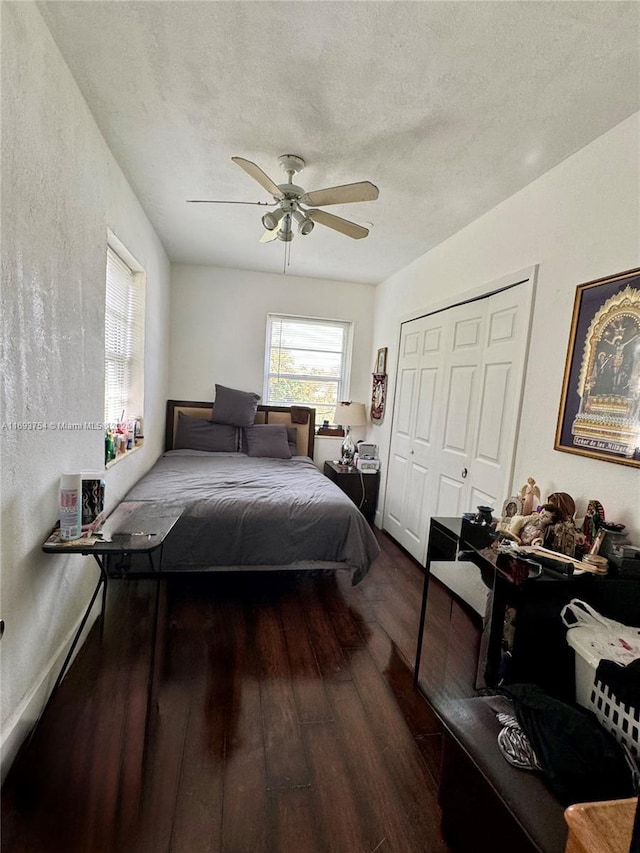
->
<box><xmin>187</xmin><ymin>154</ymin><xmax>379</xmax><ymax>243</ymax></box>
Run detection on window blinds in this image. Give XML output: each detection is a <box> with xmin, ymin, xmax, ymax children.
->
<box><xmin>104</xmin><ymin>246</ymin><xmax>144</xmax><ymax>425</ymax></box>
<box><xmin>265</xmin><ymin>315</ymin><xmax>351</xmax><ymax>423</ymax></box>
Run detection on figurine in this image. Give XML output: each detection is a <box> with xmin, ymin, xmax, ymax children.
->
<box><xmin>580</xmin><ymin>499</ymin><xmax>605</xmax><ymax>551</ymax></box>
<box><xmin>519</xmin><ymin>477</ymin><xmax>541</xmax><ymax>516</ymax></box>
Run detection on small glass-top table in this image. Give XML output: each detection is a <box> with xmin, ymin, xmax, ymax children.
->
<box><xmin>42</xmin><ymin>500</ymin><xmax>184</xmax><ymax>693</ymax></box>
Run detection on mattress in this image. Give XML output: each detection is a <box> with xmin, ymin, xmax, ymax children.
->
<box><xmin>124</xmin><ymin>451</ymin><xmax>380</xmax><ymax>584</ymax></box>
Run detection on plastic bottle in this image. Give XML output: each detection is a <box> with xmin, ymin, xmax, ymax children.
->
<box><xmin>60</xmin><ymin>473</ymin><xmax>82</xmax><ymax>540</ymax></box>
<box><xmin>105</xmin><ymin>431</ymin><xmax>114</xmax><ymax>464</ymax></box>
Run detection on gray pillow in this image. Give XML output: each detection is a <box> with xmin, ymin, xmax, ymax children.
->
<box><xmin>210</xmin><ymin>384</ymin><xmax>261</xmax><ymax>427</ymax></box>
<box><xmin>244</xmin><ymin>424</ymin><xmax>292</xmax><ymax>459</ymax></box>
<box><xmin>286</xmin><ymin>427</ymin><xmax>299</xmax><ymax>456</ymax></box>
<box><xmin>175</xmin><ymin>412</ymin><xmax>239</xmax><ymax>452</ymax></box>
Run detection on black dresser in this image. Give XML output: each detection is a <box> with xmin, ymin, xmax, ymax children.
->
<box><xmin>414</xmin><ymin>516</ymin><xmax>640</xmax><ymax>709</ymax></box>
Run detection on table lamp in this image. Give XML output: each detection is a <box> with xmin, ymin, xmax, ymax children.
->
<box><xmin>333</xmin><ymin>401</ymin><xmax>367</xmax><ymax>465</ymax></box>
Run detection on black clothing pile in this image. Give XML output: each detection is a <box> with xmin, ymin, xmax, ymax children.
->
<box><xmin>495</xmin><ymin>683</ymin><xmax>637</xmax><ymax>806</ymax></box>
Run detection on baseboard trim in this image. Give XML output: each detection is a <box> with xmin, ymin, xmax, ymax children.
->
<box><xmin>0</xmin><ymin>597</ymin><xmax>102</xmax><ymax>783</ymax></box>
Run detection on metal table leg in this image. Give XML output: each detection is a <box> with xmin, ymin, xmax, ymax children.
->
<box><xmin>413</xmin><ymin>566</ymin><xmax>430</xmax><ymax>688</ymax></box>
<box><xmin>50</xmin><ymin>558</ymin><xmax>107</xmax><ymax>695</ymax></box>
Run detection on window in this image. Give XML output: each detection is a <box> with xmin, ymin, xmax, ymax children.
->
<box><xmin>264</xmin><ymin>314</ymin><xmax>352</xmax><ymax>424</ymax></box>
<box><xmin>104</xmin><ymin>240</ymin><xmax>145</xmax><ymax>427</ymax></box>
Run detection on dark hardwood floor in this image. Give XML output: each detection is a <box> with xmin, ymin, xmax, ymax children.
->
<box><xmin>2</xmin><ymin>530</ymin><xmax>449</xmax><ymax>853</ymax></box>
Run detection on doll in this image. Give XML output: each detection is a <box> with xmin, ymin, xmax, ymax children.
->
<box><xmin>513</xmin><ymin>505</ymin><xmax>559</xmax><ymax>547</ymax></box>
<box><xmin>544</xmin><ymin>492</ymin><xmax>578</xmax><ymax>556</ymax></box>
<box><xmin>497</xmin><ymin>504</ymin><xmax>558</xmax><ymax>547</ymax></box>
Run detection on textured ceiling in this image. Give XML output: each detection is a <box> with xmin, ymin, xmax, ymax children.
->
<box><xmin>38</xmin><ymin>1</ymin><xmax>639</xmax><ymax>285</ymax></box>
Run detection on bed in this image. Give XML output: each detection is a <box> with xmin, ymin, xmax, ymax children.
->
<box><xmin>123</xmin><ymin>399</ymin><xmax>380</xmax><ymax>584</ymax></box>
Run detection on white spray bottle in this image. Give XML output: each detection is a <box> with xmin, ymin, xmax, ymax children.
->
<box><xmin>59</xmin><ymin>473</ymin><xmax>82</xmax><ymax>540</ymax></box>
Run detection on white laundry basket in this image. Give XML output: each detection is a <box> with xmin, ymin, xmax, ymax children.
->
<box><xmin>562</xmin><ymin>599</ymin><xmax>640</xmax><ymax>765</ymax></box>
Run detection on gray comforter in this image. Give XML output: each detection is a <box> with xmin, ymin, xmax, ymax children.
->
<box><xmin>125</xmin><ymin>452</ymin><xmax>380</xmax><ymax>584</ymax></box>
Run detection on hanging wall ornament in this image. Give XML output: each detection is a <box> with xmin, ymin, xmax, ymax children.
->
<box><xmin>371</xmin><ymin>373</ymin><xmax>387</xmax><ymax>422</ymax></box>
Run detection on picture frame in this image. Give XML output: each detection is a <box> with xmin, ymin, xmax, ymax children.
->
<box><xmin>375</xmin><ymin>347</ymin><xmax>387</xmax><ymax>374</ymax></box>
<box><xmin>554</xmin><ymin>267</ymin><xmax>640</xmax><ymax>467</ymax></box>
<box><xmin>501</xmin><ymin>495</ymin><xmax>523</xmax><ymax>519</ymax></box>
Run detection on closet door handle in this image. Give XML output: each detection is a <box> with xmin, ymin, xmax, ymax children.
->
<box><xmin>410</xmin><ymin>449</ymin><xmax>415</xmax><ymax>455</ymax></box>
<box><xmin>461</xmin><ymin>467</ymin><xmax>468</xmax><ymax>479</ymax></box>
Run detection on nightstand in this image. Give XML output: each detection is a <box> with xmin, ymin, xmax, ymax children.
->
<box><xmin>323</xmin><ymin>460</ymin><xmax>380</xmax><ymax>524</ymax></box>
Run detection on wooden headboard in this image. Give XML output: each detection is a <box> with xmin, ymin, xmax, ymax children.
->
<box><xmin>165</xmin><ymin>400</ymin><xmax>316</xmax><ymax>457</ymax></box>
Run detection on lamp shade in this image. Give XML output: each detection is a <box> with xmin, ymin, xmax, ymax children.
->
<box><xmin>333</xmin><ymin>401</ymin><xmax>367</xmax><ymax>427</ymax></box>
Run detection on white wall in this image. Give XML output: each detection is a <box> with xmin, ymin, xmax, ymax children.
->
<box><xmin>169</xmin><ymin>264</ymin><xmax>375</xmax><ymax>459</ymax></box>
<box><xmin>371</xmin><ymin>113</ymin><xmax>640</xmax><ymax>539</ymax></box>
<box><xmin>0</xmin><ymin>3</ymin><xmax>171</xmax><ymax>779</ymax></box>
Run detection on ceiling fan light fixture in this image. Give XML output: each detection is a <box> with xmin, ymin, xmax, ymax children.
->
<box><xmin>261</xmin><ymin>208</ymin><xmax>285</xmax><ymax>231</ymax></box>
<box><xmin>292</xmin><ymin>210</ymin><xmax>314</xmax><ymax>236</ymax></box>
<box><xmin>277</xmin><ymin>214</ymin><xmax>293</xmax><ymax>242</ymax></box>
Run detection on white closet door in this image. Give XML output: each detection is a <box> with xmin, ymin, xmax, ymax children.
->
<box><xmin>431</xmin><ymin>300</ymin><xmax>486</xmax><ymax>520</ymax></box>
<box><xmin>384</xmin><ymin>313</ymin><xmax>447</xmax><ymax>559</ymax></box>
<box><xmin>383</xmin><ymin>277</ymin><xmax>534</xmax><ymax>564</ymax></box>
<box><xmin>430</xmin><ymin>284</ymin><xmax>532</xmax><ymax>519</ymax></box>
<box><xmin>468</xmin><ymin>284</ymin><xmax>533</xmax><ymax>511</ymax></box>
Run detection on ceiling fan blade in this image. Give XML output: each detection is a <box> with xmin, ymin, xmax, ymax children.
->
<box><xmin>231</xmin><ymin>157</ymin><xmax>285</xmax><ymax>200</ymax></box>
<box><xmin>300</xmin><ymin>181</ymin><xmax>379</xmax><ymax>207</ymax></box>
<box><xmin>186</xmin><ymin>199</ymin><xmax>274</xmax><ymax>206</ymax></box>
<box><xmin>260</xmin><ymin>229</ymin><xmax>278</xmax><ymax>243</ymax></box>
<box><xmin>307</xmin><ymin>209</ymin><xmax>369</xmax><ymax>239</ymax></box>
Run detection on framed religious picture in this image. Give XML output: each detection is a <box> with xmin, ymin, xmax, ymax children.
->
<box><xmin>375</xmin><ymin>347</ymin><xmax>387</xmax><ymax>374</ymax></box>
<box><xmin>371</xmin><ymin>373</ymin><xmax>387</xmax><ymax>422</ymax></box>
<box><xmin>501</xmin><ymin>495</ymin><xmax>523</xmax><ymax>519</ymax></box>
<box><xmin>554</xmin><ymin>267</ymin><xmax>640</xmax><ymax>467</ymax></box>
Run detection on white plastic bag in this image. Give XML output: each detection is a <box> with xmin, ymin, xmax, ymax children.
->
<box><xmin>561</xmin><ymin>599</ymin><xmax>632</xmax><ymax>633</ymax></box>
<box><xmin>562</xmin><ymin>598</ymin><xmax>640</xmax><ymax>666</ymax></box>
